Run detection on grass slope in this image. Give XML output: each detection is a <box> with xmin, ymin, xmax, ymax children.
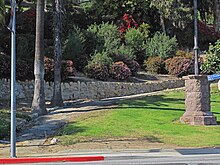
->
<box><xmin>59</xmin><ymin>84</ymin><xmax>220</xmax><ymax>147</ymax></box>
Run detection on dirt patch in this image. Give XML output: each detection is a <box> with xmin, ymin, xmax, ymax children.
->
<box><xmin>0</xmin><ymin>139</ymin><xmax>179</xmax><ymax>157</ymax></box>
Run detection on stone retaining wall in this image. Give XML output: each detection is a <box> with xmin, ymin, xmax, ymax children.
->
<box><xmin>0</xmin><ymin>79</ymin><xmax>184</xmax><ymax>101</ymax></box>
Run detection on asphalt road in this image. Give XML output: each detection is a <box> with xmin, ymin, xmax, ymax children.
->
<box><xmin>5</xmin><ymin>148</ymin><xmax>220</xmax><ymax>165</ymax></box>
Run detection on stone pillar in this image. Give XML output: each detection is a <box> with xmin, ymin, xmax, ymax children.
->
<box><xmin>180</xmin><ymin>75</ymin><xmax>217</xmax><ymax>125</ymax></box>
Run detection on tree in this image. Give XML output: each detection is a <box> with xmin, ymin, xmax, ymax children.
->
<box><xmin>0</xmin><ymin>0</ymin><xmax>5</xmax><ymax>28</ymax></box>
<box><xmin>51</xmin><ymin>0</ymin><xmax>64</xmax><ymax>107</ymax></box>
<box><xmin>150</xmin><ymin>0</ymin><xmax>192</xmax><ymax>33</ymax></box>
<box><xmin>32</xmin><ymin>0</ymin><xmax>47</xmax><ymax>116</ymax></box>
<box><xmin>214</xmin><ymin>0</ymin><xmax>220</xmax><ymax>32</ymax></box>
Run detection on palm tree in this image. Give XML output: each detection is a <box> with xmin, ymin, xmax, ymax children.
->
<box><xmin>32</xmin><ymin>0</ymin><xmax>47</xmax><ymax>115</ymax></box>
<box><xmin>51</xmin><ymin>0</ymin><xmax>63</xmax><ymax>107</ymax></box>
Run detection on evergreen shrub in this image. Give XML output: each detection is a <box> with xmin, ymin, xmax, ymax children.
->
<box><xmin>145</xmin><ymin>32</ymin><xmax>177</xmax><ymax>59</ymax></box>
<box><xmin>87</xmin><ymin>22</ymin><xmax>120</xmax><ymax>54</ymax></box>
<box><xmin>63</xmin><ymin>26</ymin><xmax>86</xmax><ymax>71</ymax></box>
<box><xmin>124</xmin><ymin>28</ymin><xmax>147</xmax><ymax>64</ymax></box>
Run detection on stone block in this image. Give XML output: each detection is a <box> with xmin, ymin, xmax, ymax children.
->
<box><xmin>181</xmin><ymin>75</ymin><xmax>217</xmax><ymax>125</ymax></box>
<box><xmin>180</xmin><ymin>115</ymin><xmax>217</xmax><ymax>125</ymax></box>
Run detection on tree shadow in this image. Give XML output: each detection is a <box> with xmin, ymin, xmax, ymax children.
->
<box><xmin>119</xmin><ymin>106</ymin><xmax>185</xmax><ymax>112</ymax></box>
<box><xmin>57</xmin><ymin>122</ymin><xmax>87</xmax><ymax>136</ymax></box>
<box><xmin>120</xmin><ymin>95</ymin><xmax>185</xmax><ymax>108</ymax></box>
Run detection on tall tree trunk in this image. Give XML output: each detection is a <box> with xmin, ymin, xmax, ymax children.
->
<box><xmin>51</xmin><ymin>0</ymin><xmax>63</xmax><ymax>107</ymax></box>
<box><xmin>32</xmin><ymin>0</ymin><xmax>47</xmax><ymax>116</ymax></box>
<box><xmin>214</xmin><ymin>0</ymin><xmax>220</xmax><ymax>32</ymax></box>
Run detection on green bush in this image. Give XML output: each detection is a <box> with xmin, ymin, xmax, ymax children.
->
<box><xmin>138</xmin><ymin>23</ymin><xmax>150</xmax><ymax>38</ymax></box>
<box><xmin>17</xmin><ymin>34</ymin><xmax>35</xmax><ymax>60</ymax></box>
<box><xmin>145</xmin><ymin>32</ymin><xmax>178</xmax><ymax>59</ymax></box>
<box><xmin>110</xmin><ymin>61</ymin><xmax>131</xmax><ymax>80</ymax></box>
<box><xmin>63</xmin><ymin>26</ymin><xmax>86</xmax><ymax>71</ymax></box>
<box><xmin>111</xmin><ymin>44</ymin><xmax>135</xmax><ymax>61</ymax></box>
<box><xmin>124</xmin><ymin>28</ymin><xmax>147</xmax><ymax>64</ymax></box>
<box><xmin>87</xmin><ymin>22</ymin><xmax>120</xmax><ymax>54</ymax></box>
<box><xmin>200</xmin><ymin>54</ymin><xmax>220</xmax><ymax>74</ymax></box>
<box><xmin>90</xmin><ymin>51</ymin><xmax>113</xmax><ymax>67</ymax></box>
<box><xmin>125</xmin><ymin>28</ymin><xmax>146</xmax><ymax>52</ymax></box>
<box><xmin>208</xmin><ymin>40</ymin><xmax>220</xmax><ymax>57</ymax></box>
<box><xmin>165</xmin><ymin>57</ymin><xmax>193</xmax><ymax>77</ymax></box>
<box><xmin>143</xmin><ymin>56</ymin><xmax>166</xmax><ymax>74</ymax></box>
<box><xmin>200</xmin><ymin>40</ymin><xmax>220</xmax><ymax>74</ymax></box>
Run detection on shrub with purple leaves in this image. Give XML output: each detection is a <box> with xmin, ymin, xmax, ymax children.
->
<box><xmin>85</xmin><ymin>63</ymin><xmax>109</xmax><ymax>81</ymax></box>
<box><xmin>165</xmin><ymin>57</ymin><xmax>193</xmax><ymax>77</ymax></box>
<box><xmin>110</xmin><ymin>61</ymin><xmax>131</xmax><ymax>80</ymax></box>
<box><xmin>44</xmin><ymin>57</ymin><xmax>75</xmax><ymax>82</ymax></box>
<box><xmin>0</xmin><ymin>55</ymin><xmax>75</xmax><ymax>82</ymax></box>
<box><xmin>0</xmin><ymin>54</ymin><xmax>34</xmax><ymax>81</ymax></box>
<box><xmin>124</xmin><ymin>60</ymin><xmax>140</xmax><ymax>76</ymax></box>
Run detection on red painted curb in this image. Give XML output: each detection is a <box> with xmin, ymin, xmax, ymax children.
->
<box><xmin>0</xmin><ymin>156</ymin><xmax>104</xmax><ymax>164</ymax></box>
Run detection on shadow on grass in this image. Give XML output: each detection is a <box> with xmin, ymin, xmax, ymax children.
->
<box><xmin>58</xmin><ymin>122</ymin><xmax>87</xmax><ymax>136</ymax></box>
<box><xmin>119</xmin><ymin>95</ymin><xmax>185</xmax><ymax>107</ymax></box>
<box><xmin>119</xmin><ymin>106</ymin><xmax>185</xmax><ymax>112</ymax></box>
<box><xmin>50</xmin><ymin>95</ymin><xmax>185</xmax><ymax>115</ymax></box>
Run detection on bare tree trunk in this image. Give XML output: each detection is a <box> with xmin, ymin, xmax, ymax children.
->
<box><xmin>32</xmin><ymin>0</ymin><xmax>47</xmax><ymax>116</ymax></box>
<box><xmin>51</xmin><ymin>0</ymin><xmax>63</xmax><ymax>107</ymax></box>
<box><xmin>160</xmin><ymin>14</ymin><xmax>166</xmax><ymax>34</ymax></box>
<box><xmin>214</xmin><ymin>0</ymin><xmax>220</xmax><ymax>32</ymax></box>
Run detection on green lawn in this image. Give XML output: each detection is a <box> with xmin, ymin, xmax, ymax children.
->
<box><xmin>59</xmin><ymin>84</ymin><xmax>220</xmax><ymax>147</ymax></box>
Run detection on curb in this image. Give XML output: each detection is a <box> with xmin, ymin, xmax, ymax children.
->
<box><xmin>0</xmin><ymin>156</ymin><xmax>104</xmax><ymax>164</ymax></box>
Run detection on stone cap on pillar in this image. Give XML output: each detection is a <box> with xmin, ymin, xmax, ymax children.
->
<box><xmin>183</xmin><ymin>75</ymin><xmax>208</xmax><ymax>80</ymax></box>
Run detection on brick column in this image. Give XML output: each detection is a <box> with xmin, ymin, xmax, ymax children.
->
<box><xmin>180</xmin><ymin>75</ymin><xmax>217</xmax><ymax>125</ymax></box>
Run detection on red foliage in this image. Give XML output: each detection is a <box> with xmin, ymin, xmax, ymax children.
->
<box><xmin>85</xmin><ymin>63</ymin><xmax>109</xmax><ymax>81</ymax></box>
<box><xmin>198</xmin><ymin>21</ymin><xmax>220</xmax><ymax>40</ymax></box>
<box><xmin>118</xmin><ymin>13</ymin><xmax>139</xmax><ymax>36</ymax></box>
<box><xmin>124</xmin><ymin>60</ymin><xmax>140</xmax><ymax>76</ymax></box>
<box><xmin>110</xmin><ymin>61</ymin><xmax>131</xmax><ymax>80</ymax></box>
<box><xmin>165</xmin><ymin>57</ymin><xmax>193</xmax><ymax>77</ymax></box>
<box><xmin>44</xmin><ymin>57</ymin><xmax>75</xmax><ymax>82</ymax></box>
<box><xmin>0</xmin><ymin>54</ymin><xmax>75</xmax><ymax>82</ymax></box>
